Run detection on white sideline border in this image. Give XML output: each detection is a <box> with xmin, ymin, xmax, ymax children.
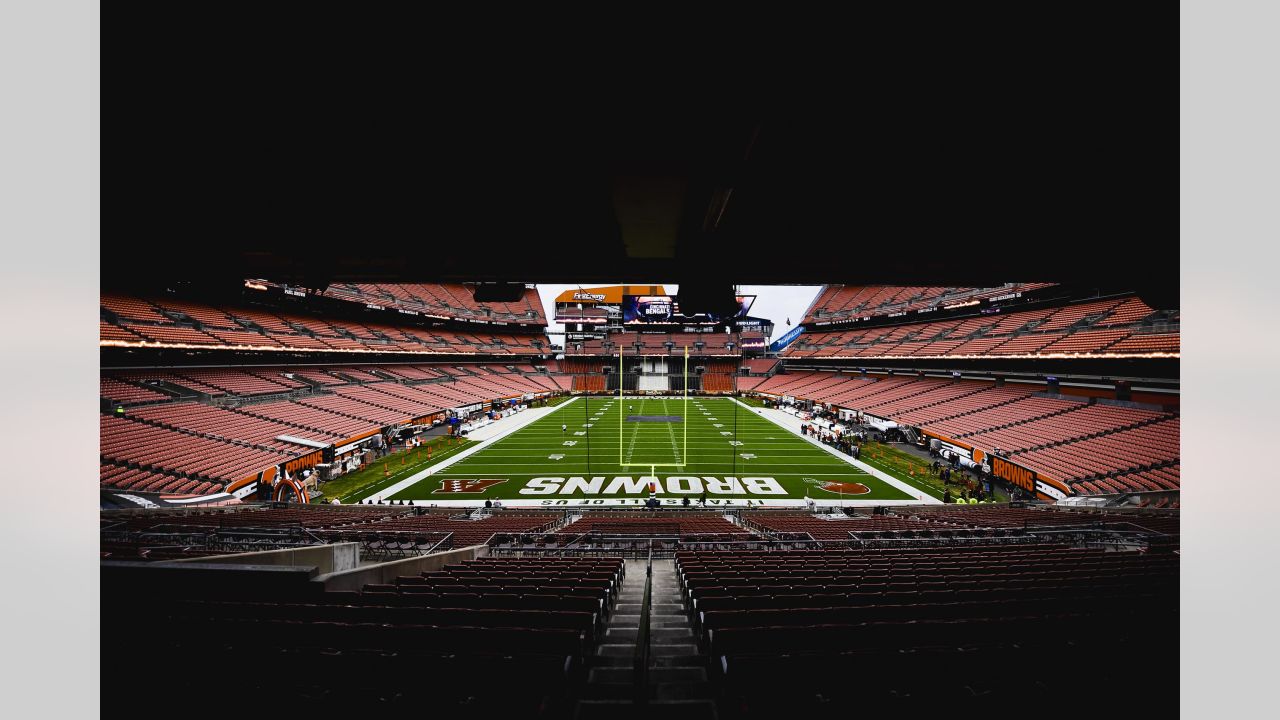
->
<box><xmin>365</xmin><ymin>395</ymin><xmax>940</xmax><ymax>507</ymax></box>
<box><xmin>368</xmin><ymin>396</ymin><xmax>583</xmax><ymax>501</ymax></box>
<box><xmin>729</xmin><ymin>397</ymin><xmax>942</xmax><ymax>506</ymax></box>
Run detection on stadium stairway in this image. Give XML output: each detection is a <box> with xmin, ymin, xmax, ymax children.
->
<box><xmin>577</xmin><ymin>558</ymin><xmax>715</xmax><ymax>719</ymax></box>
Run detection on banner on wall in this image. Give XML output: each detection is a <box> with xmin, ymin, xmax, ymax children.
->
<box><xmin>225</xmin><ymin>465</ymin><xmax>279</xmax><ymax>500</ymax></box>
<box><xmin>989</xmin><ymin>455</ymin><xmax>1072</xmax><ymax>501</ymax></box>
<box><xmin>768</xmin><ymin>326</ymin><xmax>805</xmax><ymax>352</ymax></box>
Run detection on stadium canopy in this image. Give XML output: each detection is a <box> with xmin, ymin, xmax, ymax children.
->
<box><xmin>106</xmin><ymin>107</ymin><xmax>1171</xmax><ymax>309</ymax></box>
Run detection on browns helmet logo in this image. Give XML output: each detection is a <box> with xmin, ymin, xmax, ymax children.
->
<box><xmin>432</xmin><ymin>478</ymin><xmax>508</xmax><ymax>494</ymax></box>
<box><xmin>804</xmin><ymin>478</ymin><xmax>871</xmax><ymax>495</ymax></box>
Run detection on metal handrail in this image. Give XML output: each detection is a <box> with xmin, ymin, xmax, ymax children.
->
<box><xmin>634</xmin><ymin>542</ymin><xmax>653</xmax><ymax>707</ymax></box>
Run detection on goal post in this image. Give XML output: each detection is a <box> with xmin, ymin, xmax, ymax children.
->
<box><xmin>617</xmin><ymin>344</ymin><xmax>689</xmax><ymax>470</ymax></box>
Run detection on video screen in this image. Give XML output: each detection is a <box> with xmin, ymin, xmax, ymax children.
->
<box><xmin>622</xmin><ymin>295</ymin><xmax>754</xmax><ymax>324</ymax></box>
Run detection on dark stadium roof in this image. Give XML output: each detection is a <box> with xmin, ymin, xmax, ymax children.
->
<box><xmin>108</xmin><ymin>71</ymin><xmax>1169</xmax><ymax>307</ymax></box>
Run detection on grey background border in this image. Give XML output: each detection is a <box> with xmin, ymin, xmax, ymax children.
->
<box><xmin>1181</xmin><ymin>1</ymin><xmax>1279</xmax><ymax>716</ymax></box>
<box><xmin>0</xmin><ymin>1</ymin><xmax>100</xmax><ymax>715</ymax></box>
<box><xmin>1</xmin><ymin>1</ymin><xmax>1277</xmax><ymax>715</ymax></box>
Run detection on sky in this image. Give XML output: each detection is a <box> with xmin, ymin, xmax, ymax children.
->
<box><xmin>536</xmin><ymin>283</ymin><xmax>823</xmax><ymax>344</ymax></box>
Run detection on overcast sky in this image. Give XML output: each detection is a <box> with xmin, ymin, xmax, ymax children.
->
<box><xmin>536</xmin><ymin>283</ymin><xmax>823</xmax><ymax>343</ymax></box>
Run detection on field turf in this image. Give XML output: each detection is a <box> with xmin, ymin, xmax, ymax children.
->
<box><xmin>384</xmin><ymin>397</ymin><xmax>922</xmax><ymax>504</ymax></box>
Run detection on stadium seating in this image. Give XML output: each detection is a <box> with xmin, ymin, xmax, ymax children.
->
<box><xmin>803</xmin><ymin>283</ymin><xmax>1058</xmax><ymax>323</ymax></box>
<box><xmin>343</xmin><ymin>514</ymin><xmax>561</xmax><ymax>548</ymax></box>
<box><xmin>678</xmin><ymin>541</ymin><xmax>1177</xmax><ymax>712</ymax></box>
<box><xmin>787</xmin><ymin>293</ymin><xmax>1173</xmax><ymax>359</ymax></box>
<box><xmin>233</xmin><ymin>399</ymin><xmax>375</xmax><ymax>438</ymax></box>
<box><xmin>99</xmin><ymin>502</ymin><xmax>1180</xmax><ymax>718</ymax></box>
<box><xmin>126</xmin><ymin>402</ymin><xmax>344</xmax><ymax>449</ymax></box>
<box><xmin>105</xmin><ymin>505</ymin><xmax>414</xmax><ymax>533</ymax></box>
<box><xmin>101</xmin><ymin>293</ymin><xmax>550</xmax><ymax>356</ymax></box>
<box><xmin>99</xmin><ymin>360</ymin><xmax>577</xmax><ymax>494</ymax></box>
<box><xmin>743</xmin><ymin>514</ymin><xmax>942</xmax><ymax>539</ymax></box>
<box><xmin>99</xmin><ymin>320</ymin><xmax>143</xmax><ymax>343</ymax></box>
<box><xmin>314</xmin><ymin>282</ymin><xmax>547</xmax><ymax>326</ymax></box>
<box><xmin>564</xmin><ymin>331</ymin><xmax>750</xmax><ymax>357</ymax></box>
<box><xmin>1108</xmin><ymin>332</ymin><xmax>1180</xmax><ymax>353</ymax></box>
<box><xmin>99</xmin><ymin>464</ymin><xmax>218</xmax><ymax>495</ymax></box>
<box><xmin>100</xmin><ymin>415</ymin><xmax>287</xmax><ymax>484</ymax></box>
<box><xmin>558</xmin><ymin>513</ymin><xmax>750</xmax><ymax>538</ymax></box>
<box><xmin>741</xmin><ymin>358</ymin><xmax>778</xmax><ymax>375</ymax></box>
<box><xmin>1011</xmin><ymin>418</ymin><xmax>1180</xmax><ymax>482</ymax></box>
<box><xmin>102</xmin><ymin>553</ymin><xmax>616</xmax><ymax>714</ymax></box>
<box><xmin>100</xmin><ymin>377</ymin><xmax>169</xmax><ymax>404</ymax></box>
<box><xmin>746</xmin><ymin>369</ymin><xmax>1177</xmax><ymax>491</ymax></box>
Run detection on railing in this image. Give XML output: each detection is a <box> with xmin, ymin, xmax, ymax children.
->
<box><xmin>634</xmin><ymin>543</ymin><xmax>654</xmax><ymax>707</ymax></box>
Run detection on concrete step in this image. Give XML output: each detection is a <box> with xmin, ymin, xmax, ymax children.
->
<box><xmin>597</xmin><ymin>643</ymin><xmax>637</xmax><ymax>657</ymax></box>
<box><xmin>616</xmin><ymin>603</ymin><xmax>685</xmax><ymax>615</ymax></box>
<box><xmin>580</xmin><ymin>676</ymin><xmax>712</xmax><ymax>702</ymax></box>
<box><xmin>574</xmin><ymin>698</ymin><xmax>717</xmax><ymax>720</ymax></box>
<box><xmin>647</xmin><ymin>699</ymin><xmax>718</xmax><ymax>719</ymax></box>
<box><xmin>590</xmin><ymin>655</ymin><xmax>634</xmax><ymax>668</ymax></box>
<box><xmin>607</xmin><ymin>625</ymin><xmax>694</xmax><ymax>642</ymax></box>
<box><xmin>651</xmin><ymin>643</ymin><xmax>697</xmax><ymax>657</ymax></box>
<box><xmin>574</xmin><ymin>699</ymin><xmax>633</xmax><ymax>719</ymax></box>
<box><xmin>581</xmin><ymin>682</ymin><xmax>632</xmax><ymax>700</ymax></box>
<box><xmin>649</xmin><ymin>613</ymin><xmax>687</xmax><ymax>623</ymax></box>
<box><xmin>650</xmin><ymin>666</ymin><xmax>707</xmax><ymax>684</ymax></box>
<box><xmin>653</xmin><ymin>680</ymin><xmax>714</xmax><ymax>701</ymax></box>
<box><xmin>588</xmin><ymin>667</ymin><xmax>634</xmax><ymax>684</ymax></box>
<box><xmin>608</xmin><ymin>613</ymin><xmax>689</xmax><ymax>629</ymax></box>
<box><xmin>652</xmin><ymin>654</ymin><xmax>705</xmax><ymax>668</ymax></box>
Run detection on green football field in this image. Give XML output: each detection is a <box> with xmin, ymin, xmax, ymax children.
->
<box><xmin>381</xmin><ymin>397</ymin><xmax>929</xmax><ymax>507</ymax></box>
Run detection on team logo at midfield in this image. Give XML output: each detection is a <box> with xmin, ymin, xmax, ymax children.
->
<box><xmin>805</xmin><ymin>478</ymin><xmax>871</xmax><ymax>495</ymax></box>
<box><xmin>433</xmin><ymin>478</ymin><xmax>508</xmax><ymax>494</ymax></box>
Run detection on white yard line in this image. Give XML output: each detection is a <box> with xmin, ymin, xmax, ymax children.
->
<box><xmin>730</xmin><ymin>398</ymin><xmax>942</xmax><ymax>505</ymax></box>
<box><xmin>370</xmin><ymin>397</ymin><xmax>581</xmax><ymax>500</ymax></box>
<box><xmin>664</xmin><ymin>397</ymin><xmax>682</xmax><ymax>464</ymax></box>
<box><xmin>623</xmin><ymin>413</ymin><xmax>641</xmax><ymax>465</ymax></box>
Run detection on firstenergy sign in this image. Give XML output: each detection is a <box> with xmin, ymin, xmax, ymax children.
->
<box><xmin>520</xmin><ymin>476</ymin><xmax>786</xmax><ymax>495</ymax></box>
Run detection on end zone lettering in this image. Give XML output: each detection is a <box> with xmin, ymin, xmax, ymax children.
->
<box><xmin>519</xmin><ymin>476</ymin><xmax>786</xmax><ymax>496</ymax></box>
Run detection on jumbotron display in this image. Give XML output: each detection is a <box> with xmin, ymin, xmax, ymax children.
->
<box><xmin>622</xmin><ymin>294</ymin><xmax>754</xmax><ymax>324</ymax></box>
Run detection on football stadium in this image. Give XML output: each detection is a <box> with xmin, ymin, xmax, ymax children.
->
<box><xmin>80</xmin><ymin>105</ymin><xmax>1199</xmax><ymax>719</ymax></box>
<box><xmin>98</xmin><ymin>268</ymin><xmax>1181</xmax><ymax>718</ymax></box>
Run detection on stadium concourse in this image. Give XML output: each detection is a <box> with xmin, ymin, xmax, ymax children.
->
<box><xmin>101</xmin><ymin>281</ymin><xmax>1179</xmax><ymax>718</ymax></box>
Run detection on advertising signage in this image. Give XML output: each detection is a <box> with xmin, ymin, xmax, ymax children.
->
<box><xmin>990</xmin><ymin>455</ymin><xmax>1072</xmax><ymax>502</ymax></box>
<box><xmin>622</xmin><ymin>295</ymin><xmax>755</xmax><ymax>324</ymax></box>
<box><xmin>768</xmin><ymin>326</ymin><xmax>804</xmax><ymax>352</ymax></box>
